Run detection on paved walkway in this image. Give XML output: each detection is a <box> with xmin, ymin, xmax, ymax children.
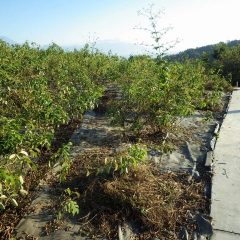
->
<box><xmin>211</xmin><ymin>88</ymin><xmax>240</xmax><ymax>239</ymax></box>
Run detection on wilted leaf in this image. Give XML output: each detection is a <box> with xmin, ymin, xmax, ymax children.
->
<box><xmin>114</xmin><ymin>160</ymin><xmax>118</xmax><ymax>171</ymax></box>
<box><xmin>86</xmin><ymin>170</ymin><xmax>90</xmax><ymax>177</ymax></box>
<box><xmin>20</xmin><ymin>150</ymin><xmax>29</xmax><ymax>156</ymax></box>
<box><xmin>9</xmin><ymin>154</ymin><xmax>17</xmax><ymax>160</ymax></box>
<box><xmin>0</xmin><ymin>202</ymin><xmax>5</xmax><ymax>211</ymax></box>
<box><xmin>19</xmin><ymin>189</ymin><xmax>28</xmax><ymax>196</ymax></box>
<box><xmin>11</xmin><ymin>198</ymin><xmax>18</xmax><ymax>207</ymax></box>
<box><xmin>0</xmin><ymin>195</ymin><xmax>7</xmax><ymax>200</ymax></box>
<box><xmin>19</xmin><ymin>175</ymin><xmax>24</xmax><ymax>185</ymax></box>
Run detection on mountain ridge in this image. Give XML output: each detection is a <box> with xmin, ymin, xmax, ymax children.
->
<box><xmin>165</xmin><ymin>40</ymin><xmax>240</xmax><ymax>61</ymax></box>
<box><xmin>1</xmin><ymin>36</ymin><xmax>240</xmax><ymax>59</ymax></box>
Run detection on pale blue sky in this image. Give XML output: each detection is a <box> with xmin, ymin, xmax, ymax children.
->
<box><xmin>1</xmin><ymin>0</ymin><xmax>240</xmax><ymax>53</ymax></box>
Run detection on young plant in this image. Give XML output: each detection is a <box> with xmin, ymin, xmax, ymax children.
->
<box><xmin>99</xmin><ymin>144</ymin><xmax>147</xmax><ymax>175</ymax></box>
<box><xmin>135</xmin><ymin>4</ymin><xmax>178</xmax><ymax>59</ymax></box>
<box><xmin>57</xmin><ymin>188</ymin><xmax>80</xmax><ymax>220</ymax></box>
<box><xmin>51</xmin><ymin>142</ymin><xmax>72</xmax><ymax>182</ymax></box>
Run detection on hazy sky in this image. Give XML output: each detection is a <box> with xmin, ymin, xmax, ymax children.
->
<box><xmin>1</xmin><ymin>0</ymin><xmax>240</xmax><ymax>53</ymax></box>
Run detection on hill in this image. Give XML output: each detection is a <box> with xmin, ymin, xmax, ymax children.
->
<box><xmin>166</xmin><ymin>40</ymin><xmax>240</xmax><ymax>61</ymax></box>
<box><xmin>0</xmin><ymin>36</ymin><xmax>16</xmax><ymax>45</ymax></box>
<box><xmin>0</xmin><ymin>36</ymin><xmax>143</xmax><ymax>57</ymax></box>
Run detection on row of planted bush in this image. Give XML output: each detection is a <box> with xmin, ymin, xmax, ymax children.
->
<box><xmin>108</xmin><ymin>56</ymin><xmax>231</xmax><ymax>134</ymax></box>
<box><xmin>0</xmin><ymin>40</ymin><xmax>231</xmax><ymax>211</ymax></box>
<box><xmin>0</xmin><ymin>41</ymin><xmax>116</xmax><ymax>209</ymax></box>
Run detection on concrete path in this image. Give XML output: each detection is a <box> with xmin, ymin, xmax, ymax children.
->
<box><xmin>211</xmin><ymin>88</ymin><xmax>240</xmax><ymax>239</ymax></box>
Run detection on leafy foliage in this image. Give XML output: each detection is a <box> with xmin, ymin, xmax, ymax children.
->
<box><xmin>99</xmin><ymin>144</ymin><xmax>147</xmax><ymax>175</ymax></box>
<box><xmin>51</xmin><ymin>142</ymin><xmax>72</xmax><ymax>182</ymax></box>
<box><xmin>211</xmin><ymin>43</ymin><xmax>240</xmax><ymax>86</ymax></box>
<box><xmin>165</xmin><ymin>39</ymin><xmax>240</xmax><ymax>62</ymax></box>
<box><xmin>0</xmin><ymin>41</ymin><xmax>104</xmax><ymax>208</ymax></box>
<box><xmin>109</xmin><ymin>57</ymin><xmax>229</xmax><ymax>134</ymax></box>
<box><xmin>57</xmin><ymin>188</ymin><xmax>80</xmax><ymax>220</ymax></box>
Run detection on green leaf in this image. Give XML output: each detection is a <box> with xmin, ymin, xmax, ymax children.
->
<box><xmin>64</xmin><ymin>188</ymin><xmax>71</xmax><ymax>196</ymax></box>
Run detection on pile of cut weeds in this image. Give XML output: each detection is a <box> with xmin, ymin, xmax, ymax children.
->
<box><xmin>56</xmin><ymin>150</ymin><xmax>207</xmax><ymax>239</ymax></box>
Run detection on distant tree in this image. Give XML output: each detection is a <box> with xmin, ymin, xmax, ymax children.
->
<box><xmin>212</xmin><ymin>42</ymin><xmax>227</xmax><ymax>60</ymax></box>
<box><xmin>220</xmin><ymin>45</ymin><xmax>240</xmax><ymax>85</ymax></box>
<box><xmin>166</xmin><ymin>40</ymin><xmax>240</xmax><ymax>62</ymax></box>
<box><xmin>204</xmin><ymin>43</ymin><xmax>240</xmax><ymax>86</ymax></box>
